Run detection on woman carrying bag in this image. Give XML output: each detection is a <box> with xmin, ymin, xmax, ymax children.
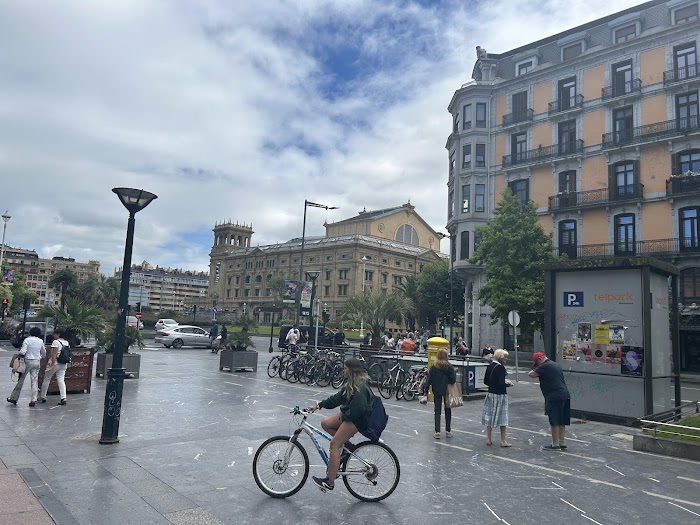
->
<box><xmin>422</xmin><ymin>348</ymin><xmax>456</xmax><ymax>439</ymax></box>
<box><xmin>481</xmin><ymin>349</ymin><xmax>513</xmax><ymax>447</ymax></box>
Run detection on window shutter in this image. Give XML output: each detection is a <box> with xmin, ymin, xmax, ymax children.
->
<box><xmin>672</xmin><ymin>153</ymin><xmax>680</xmax><ymax>176</ymax></box>
<box><xmin>608</xmin><ymin>163</ymin><xmax>615</xmax><ymax>187</ymax></box>
<box><xmin>633</xmin><ymin>160</ymin><xmax>640</xmax><ymax>195</ymax></box>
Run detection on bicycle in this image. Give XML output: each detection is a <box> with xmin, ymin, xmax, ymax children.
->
<box><xmin>370</xmin><ymin>356</ymin><xmax>407</xmax><ymax>400</ymax></box>
<box><xmin>253</xmin><ymin>406</ymin><xmax>400</xmax><ymax>502</ymax></box>
<box><xmin>399</xmin><ymin>366</ymin><xmax>427</xmax><ymax>401</ymax></box>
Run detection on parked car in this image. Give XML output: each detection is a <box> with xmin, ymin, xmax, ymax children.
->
<box><xmin>11</xmin><ymin>321</ymin><xmax>81</xmax><ymax>348</ymax></box>
<box><xmin>155</xmin><ymin>318</ymin><xmax>179</xmax><ymax>332</ymax></box>
<box><xmin>126</xmin><ymin>316</ymin><xmax>144</xmax><ymax>330</ymax></box>
<box><xmin>155</xmin><ymin>325</ymin><xmax>211</xmax><ymax>349</ymax></box>
<box><xmin>277</xmin><ymin>324</ymin><xmax>345</xmax><ymax>349</ymax></box>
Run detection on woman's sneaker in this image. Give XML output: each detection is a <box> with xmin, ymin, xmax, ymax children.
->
<box><xmin>312</xmin><ymin>476</ymin><xmax>334</xmax><ymax>492</ymax></box>
<box><xmin>445</xmin><ymin>431</ymin><xmax>453</xmax><ymax>438</ymax></box>
<box><xmin>433</xmin><ymin>432</ymin><xmax>440</xmax><ymax>439</ymax></box>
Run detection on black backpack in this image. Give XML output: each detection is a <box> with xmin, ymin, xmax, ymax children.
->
<box><xmin>360</xmin><ymin>395</ymin><xmax>389</xmax><ymax>442</ymax></box>
<box><xmin>56</xmin><ymin>341</ymin><xmax>72</xmax><ymax>365</ymax></box>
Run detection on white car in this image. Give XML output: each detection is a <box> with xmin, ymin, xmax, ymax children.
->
<box><xmin>126</xmin><ymin>316</ymin><xmax>144</xmax><ymax>330</ymax></box>
<box><xmin>155</xmin><ymin>325</ymin><xmax>211</xmax><ymax>349</ymax></box>
<box><xmin>155</xmin><ymin>318</ymin><xmax>178</xmax><ymax>332</ymax></box>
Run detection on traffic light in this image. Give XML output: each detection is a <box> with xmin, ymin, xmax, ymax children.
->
<box><xmin>439</xmin><ymin>319</ymin><xmax>445</xmax><ymax>330</ymax></box>
<box><xmin>136</xmin><ymin>302</ymin><xmax>141</xmax><ymax>312</ymax></box>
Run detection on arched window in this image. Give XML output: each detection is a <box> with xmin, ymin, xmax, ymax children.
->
<box><xmin>680</xmin><ymin>206</ymin><xmax>700</xmax><ymax>250</ymax></box>
<box><xmin>255</xmin><ymin>275</ymin><xmax>262</xmax><ymax>283</ymax></box>
<box><xmin>681</xmin><ymin>267</ymin><xmax>700</xmax><ymax>302</ymax></box>
<box><xmin>395</xmin><ymin>224</ymin><xmax>419</xmax><ymax>246</ymax></box>
<box><xmin>267</xmin><ymin>273</ymin><xmax>273</xmax><ymax>282</ymax></box>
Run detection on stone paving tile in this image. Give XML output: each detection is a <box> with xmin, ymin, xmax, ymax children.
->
<box><xmin>97</xmin><ymin>456</ymin><xmax>141</xmax><ymax>471</ymax></box>
<box><xmin>0</xmin><ymin>436</ymin><xmax>24</xmax><ymax>446</ymax></box>
<box><xmin>0</xmin><ymin>444</ymin><xmax>42</xmax><ymax>467</ymax></box>
<box><xmin>165</xmin><ymin>507</ymin><xmax>225</xmax><ymax>525</ymax></box>
<box><xmin>143</xmin><ymin>490</ymin><xmax>198</xmax><ymax>514</ymax></box>
<box><xmin>128</xmin><ymin>478</ymin><xmax>174</xmax><ymax>497</ymax></box>
<box><xmin>111</xmin><ymin>466</ymin><xmax>162</xmax><ymax>484</ymax></box>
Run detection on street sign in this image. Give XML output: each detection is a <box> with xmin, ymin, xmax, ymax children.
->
<box><xmin>134</xmin><ymin>312</ymin><xmax>143</xmax><ymax>320</ymax></box>
<box><xmin>508</xmin><ymin>310</ymin><xmax>520</xmax><ymax>327</ymax></box>
<box><xmin>212</xmin><ymin>306</ymin><xmax>218</xmax><ymax>313</ymax></box>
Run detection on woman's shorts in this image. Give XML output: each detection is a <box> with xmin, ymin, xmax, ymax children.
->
<box><xmin>545</xmin><ymin>397</ymin><xmax>570</xmax><ymax>426</ymax></box>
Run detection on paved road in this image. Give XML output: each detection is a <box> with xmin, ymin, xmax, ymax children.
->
<box><xmin>0</xmin><ymin>340</ymin><xmax>699</xmax><ymax>524</ymax></box>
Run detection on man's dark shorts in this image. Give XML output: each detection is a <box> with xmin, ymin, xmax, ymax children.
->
<box><xmin>545</xmin><ymin>398</ymin><xmax>570</xmax><ymax>426</ymax></box>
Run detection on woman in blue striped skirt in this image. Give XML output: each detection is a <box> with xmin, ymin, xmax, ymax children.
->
<box><xmin>481</xmin><ymin>349</ymin><xmax>513</xmax><ymax>447</ymax></box>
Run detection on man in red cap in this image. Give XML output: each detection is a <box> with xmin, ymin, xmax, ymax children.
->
<box><xmin>528</xmin><ymin>352</ymin><xmax>571</xmax><ymax>450</ymax></box>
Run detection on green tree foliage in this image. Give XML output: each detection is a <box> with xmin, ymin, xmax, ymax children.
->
<box><xmin>342</xmin><ymin>290</ymin><xmax>412</xmax><ymax>346</ymax></box>
<box><xmin>228</xmin><ymin>314</ymin><xmax>258</xmax><ymax>350</ymax></box>
<box><xmin>269</xmin><ymin>275</ymin><xmax>292</xmax><ymax>319</ymax></box>
<box><xmin>470</xmin><ymin>188</ymin><xmax>556</xmax><ymax>334</ymax></box>
<box><xmin>415</xmin><ymin>259</ymin><xmax>464</xmax><ymax>326</ymax></box>
<box><xmin>48</xmin><ymin>268</ymin><xmax>78</xmax><ymax>308</ymax></box>
<box><xmin>97</xmin><ymin>322</ymin><xmax>144</xmax><ymax>353</ymax></box>
<box><xmin>394</xmin><ymin>275</ymin><xmax>419</xmax><ymax>330</ymax></box>
<box><xmin>0</xmin><ymin>282</ymin><xmax>13</xmax><ymax>312</ymax></box>
<box><xmin>9</xmin><ymin>273</ymin><xmax>37</xmax><ymax>314</ymax></box>
<box><xmin>76</xmin><ymin>274</ymin><xmax>119</xmax><ymax>310</ymax></box>
<box><xmin>39</xmin><ymin>297</ymin><xmax>105</xmax><ymax>346</ymax></box>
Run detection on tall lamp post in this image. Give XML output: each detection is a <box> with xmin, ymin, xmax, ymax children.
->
<box><xmin>306</xmin><ymin>271</ymin><xmax>320</xmax><ymax>349</ymax></box>
<box><xmin>100</xmin><ymin>188</ymin><xmax>157</xmax><ymax>445</ymax></box>
<box><xmin>294</xmin><ymin>200</ymin><xmax>338</xmax><ymax>326</ymax></box>
<box><xmin>359</xmin><ymin>255</ymin><xmax>370</xmax><ymax>338</ymax></box>
<box><xmin>0</xmin><ymin>210</ymin><xmax>11</xmax><ymax>281</ymax></box>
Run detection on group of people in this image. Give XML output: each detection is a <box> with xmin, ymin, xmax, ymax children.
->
<box><xmin>209</xmin><ymin>321</ymin><xmax>228</xmax><ymax>353</ymax></box>
<box><xmin>6</xmin><ymin>328</ymin><xmax>71</xmax><ymax>407</ymax></box>
<box><xmin>380</xmin><ymin>330</ymin><xmax>429</xmax><ymax>354</ymax></box>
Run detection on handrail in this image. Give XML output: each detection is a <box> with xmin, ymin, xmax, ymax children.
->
<box><xmin>602</xmin><ymin>117</ymin><xmax>700</xmax><ymax>148</ymax></box>
<box><xmin>601</xmin><ymin>78</ymin><xmax>641</xmax><ymax>100</ymax></box>
<box><xmin>502</xmin><ymin>139</ymin><xmax>583</xmax><ymax>167</ymax></box>
<box><xmin>663</xmin><ymin>64</ymin><xmax>699</xmax><ymax>85</ymax></box>
<box><xmin>548</xmin><ymin>94</ymin><xmax>584</xmax><ymax>115</ymax></box>
<box><xmin>667</xmin><ymin>175</ymin><xmax>700</xmax><ymax>195</ymax></box>
<box><xmin>554</xmin><ymin>237</ymin><xmax>700</xmax><ymax>258</ymax></box>
<box><xmin>548</xmin><ymin>183</ymin><xmax>643</xmax><ymax>210</ymax></box>
<box><xmin>502</xmin><ymin>108</ymin><xmax>534</xmax><ymax>126</ymax></box>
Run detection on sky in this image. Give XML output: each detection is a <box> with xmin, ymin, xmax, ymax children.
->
<box><xmin>0</xmin><ymin>0</ymin><xmax>643</xmax><ymax>275</ymax></box>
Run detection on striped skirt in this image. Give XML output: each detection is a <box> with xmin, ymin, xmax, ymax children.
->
<box><xmin>481</xmin><ymin>393</ymin><xmax>509</xmax><ymax>427</ymax></box>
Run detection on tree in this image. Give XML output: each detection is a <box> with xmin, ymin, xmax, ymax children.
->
<box><xmin>9</xmin><ymin>273</ymin><xmax>38</xmax><ymax>314</ymax></box>
<box><xmin>270</xmin><ymin>275</ymin><xmax>292</xmax><ymax>319</ymax></box>
<box><xmin>416</xmin><ymin>259</ymin><xmax>464</xmax><ymax>326</ymax></box>
<box><xmin>470</xmin><ymin>188</ymin><xmax>556</xmax><ymax>335</ymax></box>
<box><xmin>395</xmin><ymin>275</ymin><xmax>420</xmax><ymax>330</ymax></box>
<box><xmin>76</xmin><ymin>274</ymin><xmax>119</xmax><ymax>310</ymax></box>
<box><xmin>39</xmin><ymin>297</ymin><xmax>105</xmax><ymax>347</ymax></box>
<box><xmin>49</xmin><ymin>269</ymin><xmax>78</xmax><ymax>308</ymax></box>
<box><xmin>342</xmin><ymin>290</ymin><xmax>412</xmax><ymax>346</ymax></box>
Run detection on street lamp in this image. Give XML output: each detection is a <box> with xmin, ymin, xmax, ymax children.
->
<box><xmin>100</xmin><ymin>188</ymin><xmax>157</xmax><ymax>445</ymax></box>
<box><xmin>0</xmin><ymin>210</ymin><xmax>11</xmax><ymax>282</ymax></box>
<box><xmin>359</xmin><ymin>255</ymin><xmax>370</xmax><ymax>337</ymax></box>
<box><xmin>306</xmin><ymin>271</ymin><xmax>320</xmax><ymax>349</ymax></box>
<box><xmin>295</xmin><ymin>200</ymin><xmax>338</xmax><ymax>326</ymax></box>
<box><xmin>437</xmin><ymin>231</ymin><xmax>455</xmax><ymax>354</ymax></box>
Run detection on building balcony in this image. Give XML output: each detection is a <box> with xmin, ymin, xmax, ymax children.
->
<box><xmin>548</xmin><ymin>183</ymin><xmax>644</xmax><ymax>211</ymax></box>
<box><xmin>601</xmin><ymin>79</ymin><xmax>641</xmax><ymax>102</ymax></box>
<box><xmin>555</xmin><ymin>237</ymin><xmax>700</xmax><ymax>260</ymax></box>
<box><xmin>502</xmin><ymin>108</ymin><xmax>534</xmax><ymax>127</ymax></box>
<box><xmin>663</xmin><ymin>64</ymin><xmax>700</xmax><ymax>86</ymax></box>
<box><xmin>548</xmin><ymin>94</ymin><xmax>584</xmax><ymax>116</ymax></box>
<box><xmin>601</xmin><ymin>117</ymin><xmax>700</xmax><ymax>149</ymax></box>
<box><xmin>667</xmin><ymin>173</ymin><xmax>700</xmax><ymax>196</ymax></box>
<box><xmin>502</xmin><ymin>139</ymin><xmax>584</xmax><ymax>168</ymax></box>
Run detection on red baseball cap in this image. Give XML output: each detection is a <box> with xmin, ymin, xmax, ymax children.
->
<box><xmin>532</xmin><ymin>352</ymin><xmax>545</xmax><ymax>366</ymax></box>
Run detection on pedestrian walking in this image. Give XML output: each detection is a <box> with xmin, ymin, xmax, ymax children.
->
<box><xmin>482</xmin><ymin>343</ymin><xmax>493</xmax><ymax>359</ymax></box>
<box><xmin>39</xmin><ymin>329</ymin><xmax>70</xmax><ymax>406</ymax></box>
<box><xmin>7</xmin><ymin>327</ymin><xmax>45</xmax><ymax>407</ymax></box>
<box><xmin>218</xmin><ymin>324</ymin><xmax>228</xmax><ymax>352</ymax></box>
<box><xmin>455</xmin><ymin>337</ymin><xmax>468</xmax><ymax>356</ymax></box>
<box><xmin>481</xmin><ymin>349</ymin><xmax>513</xmax><ymax>447</ymax></box>
<box><xmin>422</xmin><ymin>348</ymin><xmax>456</xmax><ymax>439</ymax></box>
<box><xmin>528</xmin><ymin>352</ymin><xmax>571</xmax><ymax>451</ymax></box>
<box><xmin>209</xmin><ymin>321</ymin><xmax>219</xmax><ymax>353</ymax></box>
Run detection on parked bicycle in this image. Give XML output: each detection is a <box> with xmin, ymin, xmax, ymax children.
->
<box><xmin>253</xmin><ymin>406</ymin><xmax>400</xmax><ymax>502</ymax></box>
<box><xmin>369</xmin><ymin>355</ymin><xmax>407</xmax><ymax>400</ymax></box>
<box><xmin>399</xmin><ymin>366</ymin><xmax>427</xmax><ymax>401</ymax></box>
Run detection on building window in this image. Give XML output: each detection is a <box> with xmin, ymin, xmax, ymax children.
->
<box><xmin>255</xmin><ymin>275</ymin><xmax>262</xmax><ymax>283</ymax></box>
<box><xmin>557</xmin><ymin>77</ymin><xmax>576</xmax><ymax>111</ymax></box>
<box><xmin>267</xmin><ymin>288</ymin><xmax>272</xmax><ymax>296</ymax></box>
<box><xmin>680</xmin><ymin>207</ymin><xmax>700</xmax><ymax>250</ymax></box>
<box><xmin>677</xmin><ymin>91</ymin><xmax>699</xmax><ymax>130</ymax></box>
<box><xmin>475</xmin><ymin>144</ymin><xmax>486</xmax><ymax>168</ymax></box>
<box><xmin>462</xmin><ymin>185</ymin><xmax>470</xmax><ymax>213</ymax></box>
<box><xmin>562</xmin><ymin>42</ymin><xmax>583</xmax><ymax>61</ymax></box>
<box><xmin>614</xmin><ymin>214</ymin><xmax>636</xmax><ymax>255</ymax></box>
<box><xmin>451</xmin><ymin>236</ymin><xmax>456</xmax><ymax>262</ymax></box>
<box><xmin>517</xmin><ymin>60</ymin><xmax>534</xmax><ymax>76</ymax></box>
<box><xmin>267</xmin><ymin>273</ymin><xmax>273</xmax><ymax>282</ymax></box>
<box><xmin>393</xmin><ymin>276</ymin><xmax>402</xmax><ymax>286</ymax></box>
<box><xmin>460</xmin><ymin>231</ymin><xmax>470</xmax><ymax>260</ymax></box>
<box><xmin>235</xmin><ymin>276</ymin><xmax>240</xmax><ymax>285</ymax></box>
<box><xmin>463</xmin><ymin>104</ymin><xmax>472</xmax><ymax>129</ymax></box>
<box><xmin>382</xmin><ymin>273</ymin><xmax>388</xmax><ymax>284</ymax></box>
<box><xmin>674</xmin><ymin>3</ymin><xmax>699</xmax><ymax>25</ymax></box>
<box><xmin>338</xmin><ymin>270</ymin><xmax>348</xmax><ymax>279</ymax></box>
<box><xmin>462</xmin><ymin>144</ymin><xmax>471</xmax><ymax>168</ymax></box>
<box><xmin>677</xmin><ymin>149</ymin><xmax>700</xmax><ymax>173</ymax></box>
<box><xmin>452</xmin><ymin>112</ymin><xmax>459</xmax><ymax>134</ymax></box>
<box><xmin>255</xmin><ymin>289</ymin><xmax>261</xmax><ymax>297</ymax></box>
<box><xmin>511</xmin><ymin>132</ymin><xmax>527</xmax><ymax>164</ymax></box>
<box><xmin>558</xmin><ymin>120</ymin><xmax>577</xmax><ymax>153</ymax></box>
<box><xmin>396</xmin><ymin>224</ymin><xmax>419</xmax><ymax>245</ymax></box>
<box><xmin>475</xmin><ymin>103</ymin><xmax>486</xmax><ymax>127</ymax></box>
<box><xmin>475</xmin><ymin>184</ymin><xmax>485</xmax><ymax>212</ymax></box>
<box><xmin>234</xmin><ymin>289</ymin><xmax>239</xmax><ymax>297</ymax></box>
<box><xmin>364</xmin><ymin>270</ymin><xmax>374</xmax><ymax>282</ymax></box>
<box><xmin>227</xmin><ymin>276</ymin><xmax>232</xmax><ymax>285</ymax></box>
<box><xmin>325</xmin><ymin>270</ymin><xmax>331</xmax><ymax>280</ymax></box>
<box><xmin>449</xmin><ymin>151</ymin><xmax>455</xmax><ymax>174</ymax></box>
<box><xmin>674</xmin><ymin>43</ymin><xmax>697</xmax><ymax>80</ymax></box>
<box><xmin>256</xmin><ymin>260</ymin><xmax>264</xmax><ymax>268</ymax></box>
<box><xmin>511</xmin><ymin>91</ymin><xmax>528</xmax><ymax>121</ymax></box>
<box><xmin>245</xmin><ymin>276</ymin><xmax>251</xmax><ymax>284</ymax></box>
<box><xmin>324</xmin><ymin>285</ymin><xmax>330</xmax><ymax>296</ymax></box>
<box><xmin>326</xmin><ymin>255</ymin><xmax>333</xmax><ymax>261</ymax></box>
<box><xmin>448</xmin><ymin>189</ymin><xmax>454</xmax><ymax>219</ymax></box>
<box><xmin>395</xmin><ymin>260</ymin><xmax>402</xmax><ymax>267</ymax></box>
<box><xmin>245</xmin><ymin>261</ymin><xmax>253</xmax><ymax>269</ymax></box>
<box><xmin>614</xmin><ymin>24</ymin><xmax>636</xmax><ymax>44</ymax></box>
<box><xmin>338</xmin><ymin>284</ymin><xmax>348</xmax><ymax>296</ymax></box>
<box><xmin>681</xmin><ymin>267</ymin><xmax>700</xmax><ymax>301</ymax></box>
<box><xmin>611</xmin><ymin>161</ymin><xmax>637</xmax><ymax>198</ymax></box>
<box><xmin>613</xmin><ymin>106</ymin><xmax>634</xmax><ymax>143</ymax></box>
<box><xmin>509</xmin><ymin>179</ymin><xmax>529</xmax><ymax>210</ymax></box>
<box><xmin>559</xmin><ymin>220</ymin><xmax>577</xmax><ymax>259</ymax></box>
<box><xmin>244</xmin><ymin>289</ymin><xmax>251</xmax><ymax>297</ymax></box>
<box><xmin>612</xmin><ymin>60</ymin><xmax>633</xmax><ymax>97</ymax></box>
<box><xmin>559</xmin><ymin>170</ymin><xmax>576</xmax><ymax>193</ymax></box>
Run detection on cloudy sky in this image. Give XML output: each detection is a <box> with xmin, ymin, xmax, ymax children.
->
<box><xmin>0</xmin><ymin>0</ymin><xmax>642</xmax><ymax>275</ymax></box>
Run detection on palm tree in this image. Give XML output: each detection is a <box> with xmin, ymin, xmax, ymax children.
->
<box><xmin>39</xmin><ymin>297</ymin><xmax>105</xmax><ymax>347</ymax></box>
<box><xmin>49</xmin><ymin>268</ymin><xmax>78</xmax><ymax>308</ymax></box>
<box><xmin>395</xmin><ymin>275</ymin><xmax>420</xmax><ymax>330</ymax></box>
<box><xmin>343</xmin><ymin>290</ymin><xmax>412</xmax><ymax>346</ymax></box>
<box><xmin>76</xmin><ymin>274</ymin><xmax>119</xmax><ymax>310</ymax></box>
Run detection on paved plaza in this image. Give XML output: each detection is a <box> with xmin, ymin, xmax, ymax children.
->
<box><xmin>1</xmin><ymin>337</ymin><xmax>699</xmax><ymax>525</ymax></box>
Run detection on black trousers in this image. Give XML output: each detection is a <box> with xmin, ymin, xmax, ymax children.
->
<box><xmin>433</xmin><ymin>393</ymin><xmax>451</xmax><ymax>433</ymax></box>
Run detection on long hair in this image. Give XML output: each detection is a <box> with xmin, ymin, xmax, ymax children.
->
<box><xmin>344</xmin><ymin>368</ymin><xmax>369</xmax><ymax>400</ymax></box>
<box><xmin>434</xmin><ymin>348</ymin><xmax>450</xmax><ymax>369</ymax></box>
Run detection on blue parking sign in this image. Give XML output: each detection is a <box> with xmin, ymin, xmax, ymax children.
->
<box><xmin>564</xmin><ymin>292</ymin><xmax>583</xmax><ymax>307</ymax></box>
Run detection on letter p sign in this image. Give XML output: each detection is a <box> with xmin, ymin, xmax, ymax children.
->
<box><xmin>564</xmin><ymin>292</ymin><xmax>583</xmax><ymax>307</ymax></box>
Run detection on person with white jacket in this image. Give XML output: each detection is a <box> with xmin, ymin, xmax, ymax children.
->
<box><xmin>7</xmin><ymin>327</ymin><xmax>45</xmax><ymax>407</ymax></box>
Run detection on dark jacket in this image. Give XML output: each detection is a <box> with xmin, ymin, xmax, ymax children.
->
<box><xmin>423</xmin><ymin>364</ymin><xmax>456</xmax><ymax>397</ymax></box>
<box><xmin>484</xmin><ymin>362</ymin><xmax>507</xmax><ymax>395</ymax></box>
<box><xmin>219</xmin><ymin>326</ymin><xmax>228</xmax><ymax>340</ymax></box>
<box><xmin>318</xmin><ymin>382</ymin><xmax>372</xmax><ymax>427</ymax></box>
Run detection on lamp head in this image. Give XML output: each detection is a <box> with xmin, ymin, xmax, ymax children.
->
<box><xmin>112</xmin><ymin>188</ymin><xmax>158</xmax><ymax>214</ymax></box>
<box><xmin>1</xmin><ymin>210</ymin><xmax>10</xmax><ymax>223</ymax></box>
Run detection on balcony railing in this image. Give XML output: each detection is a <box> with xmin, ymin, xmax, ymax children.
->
<box><xmin>548</xmin><ymin>183</ymin><xmax>644</xmax><ymax>211</ymax></box>
<box><xmin>601</xmin><ymin>78</ymin><xmax>642</xmax><ymax>101</ymax></box>
<box><xmin>667</xmin><ymin>174</ymin><xmax>700</xmax><ymax>196</ymax></box>
<box><xmin>548</xmin><ymin>94</ymin><xmax>584</xmax><ymax>115</ymax></box>
<box><xmin>555</xmin><ymin>238</ymin><xmax>700</xmax><ymax>259</ymax></box>
<box><xmin>602</xmin><ymin>117</ymin><xmax>700</xmax><ymax>148</ymax></box>
<box><xmin>502</xmin><ymin>108</ymin><xmax>534</xmax><ymax>127</ymax></box>
<box><xmin>502</xmin><ymin>140</ymin><xmax>583</xmax><ymax>167</ymax></box>
<box><xmin>663</xmin><ymin>64</ymin><xmax>699</xmax><ymax>85</ymax></box>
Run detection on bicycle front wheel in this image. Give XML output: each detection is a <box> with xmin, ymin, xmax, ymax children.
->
<box><xmin>253</xmin><ymin>436</ymin><xmax>309</xmax><ymax>498</ymax></box>
<box><xmin>331</xmin><ymin>364</ymin><xmax>346</xmax><ymax>389</ymax></box>
<box><xmin>368</xmin><ymin>363</ymin><xmax>384</xmax><ymax>388</ymax></box>
<box><xmin>401</xmin><ymin>380</ymin><xmax>416</xmax><ymax>401</ymax></box>
<box><xmin>267</xmin><ymin>356</ymin><xmax>282</xmax><ymax>378</ymax></box>
<box><xmin>377</xmin><ymin>373</ymin><xmax>393</xmax><ymax>399</ymax></box>
<box><xmin>314</xmin><ymin>363</ymin><xmax>332</xmax><ymax>387</ymax></box>
<box><xmin>341</xmin><ymin>441</ymin><xmax>400</xmax><ymax>502</ymax></box>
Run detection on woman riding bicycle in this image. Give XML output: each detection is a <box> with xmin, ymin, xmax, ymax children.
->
<box><xmin>311</xmin><ymin>358</ymin><xmax>372</xmax><ymax>492</ymax></box>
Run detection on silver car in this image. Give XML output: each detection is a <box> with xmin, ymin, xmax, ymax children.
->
<box><xmin>155</xmin><ymin>318</ymin><xmax>178</xmax><ymax>332</ymax></box>
<box><xmin>155</xmin><ymin>325</ymin><xmax>211</xmax><ymax>349</ymax></box>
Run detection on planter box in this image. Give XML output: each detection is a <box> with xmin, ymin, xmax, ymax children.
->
<box><xmin>219</xmin><ymin>349</ymin><xmax>258</xmax><ymax>372</ymax></box>
<box><xmin>95</xmin><ymin>352</ymin><xmax>141</xmax><ymax>379</ymax></box>
<box><xmin>633</xmin><ymin>433</ymin><xmax>700</xmax><ymax>461</ymax></box>
<box><xmin>38</xmin><ymin>347</ymin><xmax>96</xmax><ymax>395</ymax></box>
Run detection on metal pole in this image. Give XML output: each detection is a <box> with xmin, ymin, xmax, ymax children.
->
<box><xmin>0</xmin><ymin>212</ymin><xmax>10</xmax><ymax>282</ymax></box>
<box><xmin>449</xmin><ymin>238</ymin><xmax>454</xmax><ymax>355</ymax></box>
<box><xmin>360</xmin><ymin>257</ymin><xmax>366</xmax><ymax>337</ymax></box>
<box><xmin>314</xmin><ymin>299</ymin><xmax>320</xmax><ymax>352</ymax></box>
<box><xmin>100</xmin><ymin>211</ymin><xmax>135</xmax><ymax>444</ymax></box>
<box><xmin>269</xmin><ymin>313</ymin><xmax>275</xmax><ymax>353</ymax></box>
<box><xmin>295</xmin><ymin>200</ymin><xmax>308</xmax><ymax>326</ymax></box>
<box><xmin>514</xmin><ymin>320</ymin><xmax>519</xmax><ymax>383</ymax></box>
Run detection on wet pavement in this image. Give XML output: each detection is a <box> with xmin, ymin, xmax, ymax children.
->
<box><xmin>1</xmin><ymin>336</ymin><xmax>699</xmax><ymax>525</ymax></box>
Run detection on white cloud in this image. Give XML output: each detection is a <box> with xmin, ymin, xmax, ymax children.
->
<box><xmin>0</xmin><ymin>0</ymin><xmax>642</xmax><ymax>274</ymax></box>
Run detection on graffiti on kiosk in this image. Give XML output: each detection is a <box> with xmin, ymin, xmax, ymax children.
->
<box><xmin>555</xmin><ymin>309</ymin><xmax>626</xmax><ymax>326</ymax></box>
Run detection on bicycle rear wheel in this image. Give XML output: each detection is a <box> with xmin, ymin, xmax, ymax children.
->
<box><xmin>341</xmin><ymin>440</ymin><xmax>400</xmax><ymax>502</ymax></box>
<box><xmin>331</xmin><ymin>364</ymin><xmax>346</xmax><ymax>389</ymax></box>
<box><xmin>368</xmin><ymin>362</ymin><xmax>384</xmax><ymax>388</ymax></box>
<box><xmin>267</xmin><ymin>356</ymin><xmax>282</xmax><ymax>378</ymax></box>
<box><xmin>253</xmin><ymin>436</ymin><xmax>309</xmax><ymax>498</ymax></box>
<box><xmin>377</xmin><ymin>373</ymin><xmax>393</xmax><ymax>399</ymax></box>
<box><xmin>401</xmin><ymin>380</ymin><xmax>417</xmax><ymax>401</ymax></box>
<box><xmin>314</xmin><ymin>363</ymin><xmax>332</xmax><ymax>387</ymax></box>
